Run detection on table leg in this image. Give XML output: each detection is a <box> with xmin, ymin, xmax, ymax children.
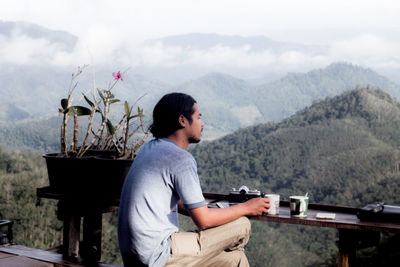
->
<box><xmin>63</xmin><ymin>215</ymin><xmax>80</xmax><ymax>260</ymax></box>
<box><xmin>82</xmin><ymin>212</ymin><xmax>103</xmax><ymax>262</ymax></box>
<box><xmin>338</xmin><ymin>229</ymin><xmax>357</xmax><ymax>267</ymax></box>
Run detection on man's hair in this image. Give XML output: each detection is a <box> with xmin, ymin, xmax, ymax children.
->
<box><xmin>150</xmin><ymin>92</ymin><xmax>197</xmax><ymax>138</ymax></box>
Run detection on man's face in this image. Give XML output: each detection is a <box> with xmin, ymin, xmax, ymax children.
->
<box><xmin>185</xmin><ymin>103</ymin><xmax>204</xmax><ymax>144</ymax></box>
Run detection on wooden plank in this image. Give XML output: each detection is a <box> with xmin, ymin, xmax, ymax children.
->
<box><xmin>205</xmin><ymin>195</ymin><xmax>400</xmax><ymax>233</ymax></box>
<box><xmin>248</xmin><ymin>206</ymin><xmax>400</xmax><ymax>233</ymax></box>
<box><xmin>37</xmin><ymin>187</ymin><xmax>120</xmax><ymax>206</ymax></box>
<box><xmin>0</xmin><ymin>252</ymin><xmax>13</xmax><ymax>259</ymax></box>
<box><xmin>0</xmin><ymin>245</ymin><xmax>79</xmax><ymax>266</ymax></box>
<box><xmin>0</xmin><ymin>245</ymin><xmax>122</xmax><ymax>266</ymax></box>
<box><xmin>0</xmin><ymin>255</ymin><xmax>53</xmax><ymax>267</ymax></box>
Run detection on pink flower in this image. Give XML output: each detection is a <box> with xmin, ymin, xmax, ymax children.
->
<box><xmin>112</xmin><ymin>71</ymin><xmax>123</xmax><ymax>81</ymax></box>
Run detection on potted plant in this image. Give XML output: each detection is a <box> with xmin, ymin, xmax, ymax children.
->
<box><xmin>43</xmin><ymin>66</ymin><xmax>148</xmax><ymax>198</ymax></box>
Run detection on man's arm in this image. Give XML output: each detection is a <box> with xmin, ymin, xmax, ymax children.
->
<box><xmin>188</xmin><ymin>197</ymin><xmax>270</xmax><ymax>230</ymax></box>
<box><xmin>177</xmin><ymin>200</ymin><xmax>188</xmax><ymax>215</ymax></box>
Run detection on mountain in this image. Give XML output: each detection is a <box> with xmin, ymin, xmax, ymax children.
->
<box><xmin>0</xmin><ymin>117</ymin><xmax>60</xmax><ymax>152</ymax></box>
<box><xmin>148</xmin><ymin>33</ymin><xmax>326</xmax><ymax>54</ymax></box>
<box><xmin>176</xmin><ymin>72</ymin><xmax>261</xmax><ymax>139</ymax></box>
<box><xmin>0</xmin><ymin>20</ymin><xmax>77</xmax><ymax>52</ymax></box>
<box><xmin>176</xmin><ymin>62</ymin><xmax>400</xmax><ymax>138</ymax></box>
<box><xmin>0</xmin><ymin>64</ymin><xmax>171</xmax><ymax>121</ymax></box>
<box><xmin>189</xmin><ymin>87</ymin><xmax>400</xmax><ymax>266</ymax></box>
<box><xmin>254</xmin><ymin>62</ymin><xmax>400</xmax><ymax>122</ymax></box>
<box><xmin>0</xmin><ymin>102</ymin><xmax>29</xmax><ymax>121</ymax></box>
<box><xmin>193</xmin><ymin>87</ymin><xmax>400</xmax><ymax>204</ymax></box>
<box><xmin>2</xmin><ymin>63</ymin><xmax>400</xmax><ymax>152</ymax></box>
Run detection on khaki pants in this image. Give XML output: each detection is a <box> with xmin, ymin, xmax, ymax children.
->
<box><xmin>165</xmin><ymin>217</ymin><xmax>251</xmax><ymax>267</ymax></box>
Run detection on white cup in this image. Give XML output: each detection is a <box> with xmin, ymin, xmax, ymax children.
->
<box><xmin>290</xmin><ymin>196</ymin><xmax>309</xmax><ymax>217</ymax></box>
<box><xmin>264</xmin><ymin>194</ymin><xmax>280</xmax><ymax>215</ymax></box>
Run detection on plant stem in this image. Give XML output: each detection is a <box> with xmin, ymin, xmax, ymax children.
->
<box><xmin>73</xmin><ymin>108</ymin><xmax>78</xmax><ymax>152</ymax></box>
<box><xmin>77</xmin><ymin>101</ymin><xmax>99</xmax><ymax>157</ymax></box>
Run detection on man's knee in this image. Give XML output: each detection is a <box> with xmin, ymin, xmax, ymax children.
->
<box><xmin>231</xmin><ymin>216</ymin><xmax>251</xmax><ymax>239</ymax></box>
<box><xmin>225</xmin><ymin>217</ymin><xmax>251</xmax><ymax>251</ymax></box>
<box><xmin>236</xmin><ymin>216</ymin><xmax>251</xmax><ymax>232</ymax></box>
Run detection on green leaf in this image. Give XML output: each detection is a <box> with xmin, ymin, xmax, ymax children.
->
<box><xmin>61</xmin><ymin>98</ymin><xmax>68</xmax><ymax>109</ymax></box>
<box><xmin>106</xmin><ymin>119</ymin><xmax>115</xmax><ymax>135</ymax></box>
<box><xmin>124</xmin><ymin>101</ymin><xmax>130</xmax><ymax>116</ymax></box>
<box><xmin>100</xmin><ymin>113</ymin><xmax>106</xmax><ymax>122</ymax></box>
<box><xmin>109</xmin><ymin>99</ymin><xmax>120</xmax><ymax>104</ymax></box>
<box><xmin>97</xmin><ymin>88</ymin><xmax>105</xmax><ymax>101</ymax></box>
<box><xmin>82</xmin><ymin>93</ymin><xmax>94</xmax><ymax>107</ymax></box>
<box><xmin>67</xmin><ymin>106</ymin><xmax>91</xmax><ymax>116</ymax></box>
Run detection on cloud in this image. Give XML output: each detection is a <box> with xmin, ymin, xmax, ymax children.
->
<box><xmin>129</xmin><ymin>41</ymin><xmax>326</xmax><ymax>73</ymax></box>
<box><xmin>329</xmin><ymin>34</ymin><xmax>400</xmax><ymax>69</ymax></box>
<box><xmin>130</xmin><ymin>33</ymin><xmax>400</xmax><ymax>76</ymax></box>
<box><xmin>0</xmin><ymin>25</ymin><xmax>129</xmax><ymax>67</ymax></box>
<box><xmin>1</xmin><ymin>26</ymin><xmax>400</xmax><ymax>82</ymax></box>
<box><xmin>0</xmin><ymin>30</ymin><xmax>64</xmax><ymax>65</ymax></box>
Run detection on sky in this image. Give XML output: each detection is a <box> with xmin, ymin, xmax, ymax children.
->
<box><xmin>1</xmin><ymin>0</ymin><xmax>399</xmax><ymax>41</ymax></box>
<box><xmin>1</xmin><ymin>0</ymin><xmax>400</xmax><ymax>81</ymax></box>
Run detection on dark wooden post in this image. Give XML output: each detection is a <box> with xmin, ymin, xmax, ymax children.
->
<box><xmin>338</xmin><ymin>229</ymin><xmax>357</xmax><ymax>267</ymax></box>
<box><xmin>82</xmin><ymin>212</ymin><xmax>103</xmax><ymax>262</ymax></box>
<box><xmin>62</xmin><ymin>215</ymin><xmax>80</xmax><ymax>260</ymax></box>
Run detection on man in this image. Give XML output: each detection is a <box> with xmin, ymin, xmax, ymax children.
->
<box><xmin>118</xmin><ymin>93</ymin><xmax>270</xmax><ymax>267</ymax></box>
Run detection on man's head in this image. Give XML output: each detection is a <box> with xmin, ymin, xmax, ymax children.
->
<box><xmin>150</xmin><ymin>93</ymin><xmax>203</xmax><ymax>142</ymax></box>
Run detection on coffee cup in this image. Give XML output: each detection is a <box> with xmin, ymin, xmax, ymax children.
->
<box><xmin>264</xmin><ymin>194</ymin><xmax>280</xmax><ymax>215</ymax></box>
<box><xmin>290</xmin><ymin>196</ymin><xmax>309</xmax><ymax>217</ymax></box>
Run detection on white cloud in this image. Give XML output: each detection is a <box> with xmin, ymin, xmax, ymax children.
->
<box><xmin>134</xmin><ymin>42</ymin><xmax>183</xmax><ymax>67</ymax></box>
<box><xmin>1</xmin><ymin>23</ymin><xmax>400</xmax><ymax>82</ymax></box>
<box><xmin>0</xmin><ymin>30</ymin><xmax>65</xmax><ymax>65</ymax></box>
<box><xmin>329</xmin><ymin>34</ymin><xmax>400</xmax><ymax>69</ymax></box>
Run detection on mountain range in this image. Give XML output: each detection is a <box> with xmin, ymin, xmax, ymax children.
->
<box><xmin>189</xmin><ymin>87</ymin><xmax>400</xmax><ymax>266</ymax></box>
<box><xmin>1</xmin><ymin>61</ymin><xmax>399</xmax><ymax>152</ymax></box>
<box><xmin>2</xmin><ymin>20</ymin><xmax>400</xmax><ymax>142</ymax></box>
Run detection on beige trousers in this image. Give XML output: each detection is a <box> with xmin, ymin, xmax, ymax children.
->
<box><xmin>165</xmin><ymin>217</ymin><xmax>251</xmax><ymax>267</ymax></box>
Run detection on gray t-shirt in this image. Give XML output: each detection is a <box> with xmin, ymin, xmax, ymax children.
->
<box><xmin>118</xmin><ymin>138</ymin><xmax>206</xmax><ymax>267</ymax></box>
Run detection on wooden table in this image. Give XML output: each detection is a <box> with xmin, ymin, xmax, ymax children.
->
<box><xmin>37</xmin><ymin>188</ymin><xmax>400</xmax><ymax>266</ymax></box>
<box><xmin>37</xmin><ymin>187</ymin><xmax>120</xmax><ymax>263</ymax></box>
<box><xmin>203</xmin><ymin>193</ymin><xmax>400</xmax><ymax>267</ymax></box>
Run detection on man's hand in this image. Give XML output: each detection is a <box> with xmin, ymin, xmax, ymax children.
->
<box><xmin>241</xmin><ymin>197</ymin><xmax>270</xmax><ymax>216</ymax></box>
<box><xmin>188</xmin><ymin>197</ymin><xmax>270</xmax><ymax>230</ymax></box>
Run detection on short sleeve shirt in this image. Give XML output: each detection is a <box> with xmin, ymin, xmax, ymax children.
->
<box><xmin>118</xmin><ymin>138</ymin><xmax>206</xmax><ymax>267</ymax></box>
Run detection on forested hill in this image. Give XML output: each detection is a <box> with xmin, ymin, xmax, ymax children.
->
<box><xmin>192</xmin><ymin>87</ymin><xmax>400</xmax><ymax>207</ymax></box>
<box><xmin>1</xmin><ymin>62</ymin><xmax>400</xmax><ymax>144</ymax></box>
<box><xmin>253</xmin><ymin>63</ymin><xmax>400</xmax><ymax>122</ymax></box>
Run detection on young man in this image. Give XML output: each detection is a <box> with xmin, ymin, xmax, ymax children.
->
<box><xmin>118</xmin><ymin>93</ymin><xmax>270</xmax><ymax>267</ymax></box>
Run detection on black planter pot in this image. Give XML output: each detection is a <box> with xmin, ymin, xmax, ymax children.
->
<box><xmin>92</xmin><ymin>156</ymin><xmax>133</xmax><ymax>198</ymax></box>
<box><xmin>43</xmin><ymin>153</ymin><xmax>133</xmax><ymax>199</ymax></box>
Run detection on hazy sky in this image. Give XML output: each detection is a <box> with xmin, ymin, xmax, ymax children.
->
<box><xmin>1</xmin><ymin>0</ymin><xmax>400</xmax><ymax>81</ymax></box>
<box><xmin>1</xmin><ymin>0</ymin><xmax>399</xmax><ymax>41</ymax></box>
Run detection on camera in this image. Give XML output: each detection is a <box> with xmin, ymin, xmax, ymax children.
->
<box><xmin>228</xmin><ymin>185</ymin><xmax>262</xmax><ymax>203</ymax></box>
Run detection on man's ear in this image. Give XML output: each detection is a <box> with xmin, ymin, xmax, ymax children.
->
<box><xmin>178</xmin><ymin>115</ymin><xmax>186</xmax><ymax>127</ymax></box>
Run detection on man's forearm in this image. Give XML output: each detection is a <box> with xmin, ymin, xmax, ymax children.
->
<box><xmin>189</xmin><ymin>198</ymin><xmax>269</xmax><ymax>230</ymax></box>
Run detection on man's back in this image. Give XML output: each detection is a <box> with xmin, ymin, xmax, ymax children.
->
<box><xmin>118</xmin><ymin>138</ymin><xmax>205</xmax><ymax>267</ymax></box>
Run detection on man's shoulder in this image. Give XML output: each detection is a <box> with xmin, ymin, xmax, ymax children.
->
<box><xmin>146</xmin><ymin>139</ymin><xmax>195</xmax><ymax>161</ymax></box>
